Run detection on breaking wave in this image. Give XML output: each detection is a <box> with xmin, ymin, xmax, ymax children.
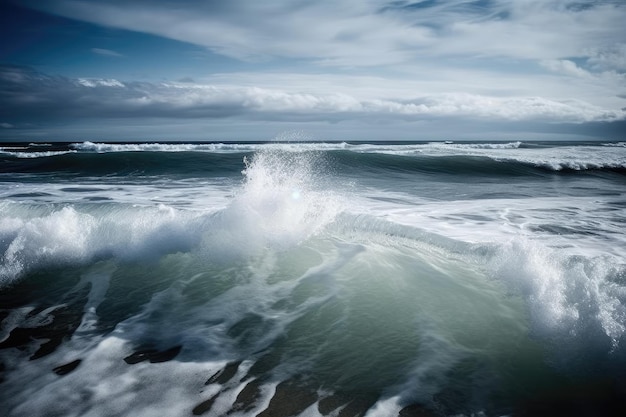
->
<box><xmin>1</xmin><ymin>142</ymin><xmax>625</xmax><ymax>416</ymax></box>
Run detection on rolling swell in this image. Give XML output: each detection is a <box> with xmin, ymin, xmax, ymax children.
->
<box><xmin>2</xmin><ymin>142</ymin><xmax>625</xmax><ymax>179</ymax></box>
<box><xmin>0</xmin><ymin>151</ymin><xmax>249</xmax><ymax>177</ymax></box>
<box><xmin>328</xmin><ymin>150</ymin><xmax>625</xmax><ymax>178</ymax></box>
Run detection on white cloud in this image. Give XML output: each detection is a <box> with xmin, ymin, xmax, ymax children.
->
<box><xmin>5</xmin><ymin>1</ymin><xmax>626</xmax><ymax>139</ymax></box>
<box><xmin>91</xmin><ymin>47</ymin><xmax>123</xmax><ymax>57</ymax></box>
<box><xmin>28</xmin><ymin>0</ymin><xmax>626</xmax><ymax>66</ymax></box>
<box><xmin>586</xmin><ymin>44</ymin><xmax>626</xmax><ymax>72</ymax></box>
<box><xmin>541</xmin><ymin>59</ymin><xmax>592</xmax><ymax>78</ymax></box>
<box><xmin>20</xmin><ymin>1</ymin><xmax>626</xmax><ymax>112</ymax></box>
<box><xmin>425</xmin><ymin>1</ymin><xmax>626</xmax><ymax>61</ymax></box>
<box><xmin>77</xmin><ymin>78</ymin><xmax>125</xmax><ymax>88</ymax></box>
<box><xmin>3</xmin><ymin>66</ymin><xmax>622</xmax><ymax>124</ymax></box>
<box><xmin>1</xmin><ymin>122</ymin><xmax>14</xmax><ymax>129</ymax></box>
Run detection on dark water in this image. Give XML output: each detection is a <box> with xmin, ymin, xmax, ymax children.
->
<box><xmin>1</xmin><ymin>140</ymin><xmax>625</xmax><ymax>416</ymax></box>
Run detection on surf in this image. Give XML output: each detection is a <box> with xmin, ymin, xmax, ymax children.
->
<box><xmin>1</xmin><ymin>141</ymin><xmax>625</xmax><ymax>416</ymax></box>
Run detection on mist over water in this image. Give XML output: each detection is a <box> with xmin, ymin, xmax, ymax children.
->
<box><xmin>1</xmin><ymin>141</ymin><xmax>625</xmax><ymax>416</ymax></box>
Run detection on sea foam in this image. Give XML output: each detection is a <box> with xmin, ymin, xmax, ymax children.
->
<box><xmin>0</xmin><ymin>149</ymin><xmax>342</xmax><ymax>285</ymax></box>
<box><xmin>2</xmin><ymin>141</ymin><xmax>625</xmax><ymax>416</ymax></box>
<box><xmin>203</xmin><ymin>149</ymin><xmax>342</xmax><ymax>259</ymax></box>
<box><xmin>0</xmin><ymin>204</ymin><xmax>204</xmax><ymax>286</ymax></box>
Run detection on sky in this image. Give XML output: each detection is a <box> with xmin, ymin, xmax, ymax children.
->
<box><xmin>0</xmin><ymin>0</ymin><xmax>625</xmax><ymax>142</ymax></box>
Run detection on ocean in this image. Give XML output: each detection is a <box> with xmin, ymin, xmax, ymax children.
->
<box><xmin>1</xmin><ymin>140</ymin><xmax>625</xmax><ymax>417</ymax></box>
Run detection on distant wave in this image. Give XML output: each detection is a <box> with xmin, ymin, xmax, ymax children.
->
<box><xmin>342</xmin><ymin>141</ymin><xmax>523</xmax><ymax>154</ymax></box>
<box><xmin>0</xmin><ymin>151</ymin><xmax>249</xmax><ymax>177</ymax></box>
<box><xmin>70</xmin><ymin>141</ymin><xmax>351</xmax><ymax>153</ymax></box>
<box><xmin>331</xmin><ymin>150</ymin><xmax>626</xmax><ymax>176</ymax></box>
<box><xmin>431</xmin><ymin>141</ymin><xmax>523</xmax><ymax>150</ymax></box>
<box><xmin>498</xmin><ymin>156</ymin><xmax>626</xmax><ymax>172</ymax></box>
<box><xmin>603</xmin><ymin>142</ymin><xmax>626</xmax><ymax>148</ymax></box>
<box><xmin>2</xmin><ymin>142</ymin><xmax>624</xmax><ymax>176</ymax></box>
<box><xmin>68</xmin><ymin>140</ymin><xmax>523</xmax><ymax>154</ymax></box>
<box><xmin>71</xmin><ymin>141</ymin><xmax>253</xmax><ymax>153</ymax></box>
<box><xmin>0</xmin><ymin>149</ymin><xmax>76</xmax><ymax>158</ymax></box>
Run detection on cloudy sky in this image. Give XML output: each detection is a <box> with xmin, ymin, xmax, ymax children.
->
<box><xmin>1</xmin><ymin>0</ymin><xmax>625</xmax><ymax>141</ymax></box>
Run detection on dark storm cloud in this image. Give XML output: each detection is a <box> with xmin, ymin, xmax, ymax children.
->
<box><xmin>0</xmin><ymin>65</ymin><xmax>248</xmax><ymax>122</ymax></box>
<box><xmin>2</xmin><ymin>65</ymin><xmax>624</xmax><ymax>131</ymax></box>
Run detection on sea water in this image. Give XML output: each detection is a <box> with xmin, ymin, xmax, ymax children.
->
<box><xmin>1</xmin><ymin>140</ymin><xmax>625</xmax><ymax>416</ymax></box>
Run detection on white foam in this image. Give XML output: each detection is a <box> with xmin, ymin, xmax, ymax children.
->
<box><xmin>74</xmin><ymin>262</ymin><xmax>116</xmax><ymax>337</ymax></box>
<box><xmin>70</xmin><ymin>141</ymin><xmax>348</xmax><ymax>154</ymax></box>
<box><xmin>0</xmin><ymin>149</ymin><xmax>345</xmax><ymax>286</ymax></box>
<box><xmin>203</xmin><ymin>150</ymin><xmax>342</xmax><ymax>259</ymax></box>
<box><xmin>376</xmin><ymin>195</ymin><xmax>626</xmax><ymax>258</ymax></box>
<box><xmin>0</xmin><ymin>335</ymin><xmax>223</xmax><ymax>417</ymax></box>
<box><xmin>364</xmin><ymin>320</ymin><xmax>467</xmax><ymax>417</ymax></box>
<box><xmin>0</xmin><ymin>150</ymin><xmax>76</xmax><ymax>158</ymax></box>
<box><xmin>488</xmin><ymin>233</ymin><xmax>625</xmax><ymax>352</ymax></box>
<box><xmin>343</xmin><ymin>141</ymin><xmax>522</xmax><ymax>155</ymax></box>
<box><xmin>491</xmin><ymin>239</ymin><xmax>580</xmax><ymax>333</ymax></box>
<box><xmin>428</xmin><ymin>141</ymin><xmax>523</xmax><ymax>150</ymax></box>
<box><xmin>71</xmin><ymin>141</ymin><xmax>247</xmax><ymax>153</ymax></box>
<box><xmin>360</xmin><ymin>193</ymin><xmax>626</xmax><ymax>350</ymax></box>
<box><xmin>0</xmin><ymin>207</ymin><xmax>95</xmax><ymax>284</ymax></box>
<box><xmin>363</xmin><ymin>397</ymin><xmax>403</xmax><ymax>417</ymax></box>
<box><xmin>495</xmin><ymin>146</ymin><xmax>626</xmax><ymax>170</ymax></box>
<box><xmin>0</xmin><ymin>241</ymin><xmax>349</xmax><ymax>415</ymax></box>
<box><xmin>0</xmin><ymin>205</ymin><xmax>206</xmax><ymax>286</ymax></box>
<box><xmin>2</xmin><ymin>142</ymin><xmax>625</xmax><ymax>416</ymax></box>
<box><xmin>348</xmin><ymin>141</ymin><xmax>626</xmax><ymax>171</ymax></box>
<box><xmin>0</xmin><ymin>306</ymin><xmax>35</xmax><ymax>343</ymax></box>
<box><xmin>49</xmin><ymin>142</ymin><xmax>626</xmax><ymax>172</ymax></box>
<box><xmin>603</xmin><ymin>142</ymin><xmax>626</xmax><ymax>147</ymax></box>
